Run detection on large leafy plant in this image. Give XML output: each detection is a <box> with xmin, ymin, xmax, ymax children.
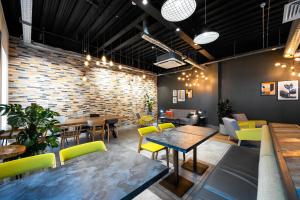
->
<box><xmin>217</xmin><ymin>99</ymin><xmax>233</xmax><ymax>124</ymax></box>
<box><xmin>145</xmin><ymin>93</ymin><xmax>154</xmax><ymax>114</ymax></box>
<box><xmin>0</xmin><ymin>103</ymin><xmax>60</xmax><ymax>156</ymax></box>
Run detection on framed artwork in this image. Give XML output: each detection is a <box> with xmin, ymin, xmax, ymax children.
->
<box><xmin>278</xmin><ymin>80</ymin><xmax>298</xmax><ymax>100</ymax></box>
<box><xmin>186</xmin><ymin>89</ymin><xmax>193</xmax><ymax>98</ymax></box>
<box><xmin>172</xmin><ymin>97</ymin><xmax>177</xmax><ymax>104</ymax></box>
<box><xmin>261</xmin><ymin>82</ymin><xmax>276</xmax><ymax>96</ymax></box>
<box><xmin>177</xmin><ymin>90</ymin><xmax>185</xmax><ymax>102</ymax></box>
<box><xmin>173</xmin><ymin>90</ymin><xmax>177</xmax><ymax>96</ymax></box>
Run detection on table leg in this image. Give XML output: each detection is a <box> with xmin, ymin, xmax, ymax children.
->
<box><xmin>159</xmin><ymin>149</ymin><xmax>193</xmax><ymax>197</ymax></box>
<box><xmin>182</xmin><ymin>147</ymin><xmax>209</xmax><ymax>175</ymax></box>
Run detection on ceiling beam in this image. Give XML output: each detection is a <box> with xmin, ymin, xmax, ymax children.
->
<box><xmin>20</xmin><ymin>0</ymin><xmax>32</xmax><ymax>43</ymax></box>
<box><xmin>100</xmin><ymin>13</ymin><xmax>147</xmax><ymax>48</ymax></box>
<box><xmin>132</xmin><ymin>0</ymin><xmax>214</xmax><ymax>60</ymax></box>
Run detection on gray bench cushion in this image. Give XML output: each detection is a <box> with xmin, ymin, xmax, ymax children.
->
<box><xmin>196</xmin><ymin>146</ymin><xmax>259</xmax><ymax>200</ymax></box>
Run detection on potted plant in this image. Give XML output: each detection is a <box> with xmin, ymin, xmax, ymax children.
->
<box><xmin>0</xmin><ymin>103</ymin><xmax>60</xmax><ymax>156</ymax></box>
<box><xmin>217</xmin><ymin>99</ymin><xmax>233</xmax><ymax>135</ymax></box>
<box><xmin>145</xmin><ymin>93</ymin><xmax>154</xmax><ymax>115</ymax></box>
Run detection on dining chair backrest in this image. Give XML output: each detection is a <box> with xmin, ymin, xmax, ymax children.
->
<box><xmin>233</xmin><ymin>113</ymin><xmax>249</xmax><ymax>121</ymax></box>
<box><xmin>158</xmin><ymin>123</ymin><xmax>175</xmax><ymax>131</ymax></box>
<box><xmin>87</xmin><ymin>119</ymin><xmax>105</xmax><ymax>127</ymax></box>
<box><xmin>90</xmin><ymin>114</ymin><xmax>100</xmax><ymax>117</ymax></box>
<box><xmin>135</xmin><ymin>113</ymin><xmax>141</xmax><ymax>120</ymax></box>
<box><xmin>222</xmin><ymin>117</ymin><xmax>240</xmax><ymax>139</ymax></box>
<box><xmin>0</xmin><ymin>153</ymin><xmax>56</xmax><ymax>180</ymax></box>
<box><xmin>106</xmin><ymin>119</ymin><xmax>118</xmax><ymax>126</ymax></box>
<box><xmin>138</xmin><ymin>126</ymin><xmax>159</xmax><ymax>137</ymax></box>
<box><xmin>59</xmin><ymin>141</ymin><xmax>107</xmax><ymax>165</ymax></box>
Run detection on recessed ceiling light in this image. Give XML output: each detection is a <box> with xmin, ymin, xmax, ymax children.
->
<box><xmin>194</xmin><ymin>31</ymin><xmax>219</xmax><ymax>44</ymax></box>
<box><xmin>176</xmin><ymin>28</ymin><xmax>180</xmax><ymax>32</ymax></box>
<box><xmin>131</xmin><ymin>1</ymin><xmax>136</xmax><ymax>5</ymax></box>
<box><xmin>161</xmin><ymin>0</ymin><xmax>197</xmax><ymax>22</ymax></box>
<box><xmin>142</xmin><ymin>0</ymin><xmax>148</xmax><ymax>5</ymax></box>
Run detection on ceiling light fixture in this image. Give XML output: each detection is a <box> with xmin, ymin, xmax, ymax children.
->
<box><xmin>176</xmin><ymin>28</ymin><xmax>180</xmax><ymax>32</ymax></box>
<box><xmin>193</xmin><ymin>0</ymin><xmax>219</xmax><ymax>45</ymax></box>
<box><xmin>142</xmin><ymin>0</ymin><xmax>148</xmax><ymax>5</ymax></box>
<box><xmin>161</xmin><ymin>0</ymin><xmax>197</xmax><ymax>22</ymax></box>
<box><xmin>131</xmin><ymin>1</ymin><xmax>136</xmax><ymax>5</ymax></box>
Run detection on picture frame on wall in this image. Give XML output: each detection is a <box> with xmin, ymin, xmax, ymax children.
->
<box><xmin>173</xmin><ymin>90</ymin><xmax>177</xmax><ymax>96</ymax></box>
<box><xmin>278</xmin><ymin>80</ymin><xmax>298</xmax><ymax>100</ymax></box>
<box><xmin>172</xmin><ymin>97</ymin><xmax>177</xmax><ymax>104</ymax></box>
<box><xmin>186</xmin><ymin>89</ymin><xmax>193</xmax><ymax>98</ymax></box>
<box><xmin>261</xmin><ymin>82</ymin><xmax>276</xmax><ymax>96</ymax></box>
<box><xmin>177</xmin><ymin>90</ymin><xmax>185</xmax><ymax>102</ymax></box>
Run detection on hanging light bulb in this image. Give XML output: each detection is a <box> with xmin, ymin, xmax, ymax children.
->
<box><xmin>101</xmin><ymin>55</ymin><xmax>107</xmax><ymax>62</ymax></box>
<box><xmin>189</xmin><ymin>84</ymin><xmax>192</xmax><ymax>87</ymax></box>
<box><xmin>109</xmin><ymin>60</ymin><xmax>113</xmax><ymax>66</ymax></box>
<box><xmin>138</xmin><ymin>76</ymin><xmax>142</xmax><ymax>81</ymax></box>
<box><xmin>274</xmin><ymin>62</ymin><xmax>281</xmax><ymax>67</ymax></box>
<box><xmin>82</xmin><ymin>75</ymin><xmax>87</xmax><ymax>82</ymax></box>
<box><xmin>291</xmin><ymin>66</ymin><xmax>295</xmax><ymax>70</ymax></box>
<box><xmin>86</xmin><ymin>54</ymin><xmax>91</xmax><ymax>61</ymax></box>
<box><xmin>142</xmin><ymin>74</ymin><xmax>146</xmax><ymax>79</ymax></box>
<box><xmin>295</xmin><ymin>57</ymin><xmax>300</xmax><ymax>61</ymax></box>
<box><xmin>96</xmin><ymin>61</ymin><xmax>100</xmax><ymax>66</ymax></box>
<box><xmin>194</xmin><ymin>70</ymin><xmax>198</xmax><ymax>73</ymax></box>
<box><xmin>182</xmin><ymin>72</ymin><xmax>186</xmax><ymax>75</ymax></box>
<box><xmin>205</xmin><ymin>77</ymin><xmax>208</xmax><ymax>80</ymax></box>
<box><xmin>118</xmin><ymin>65</ymin><xmax>122</xmax><ymax>70</ymax></box>
<box><xmin>291</xmin><ymin>71</ymin><xmax>296</xmax><ymax>76</ymax></box>
<box><xmin>298</xmin><ymin>73</ymin><xmax>300</xmax><ymax>77</ymax></box>
<box><xmin>182</xmin><ymin>78</ymin><xmax>185</xmax><ymax>81</ymax></box>
<box><xmin>142</xmin><ymin>0</ymin><xmax>148</xmax><ymax>5</ymax></box>
<box><xmin>84</xmin><ymin>61</ymin><xmax>89</xmax><ymax>66</ymax></box>
<box><xmin>185</xmin><ymin>83</ymin><xmax>188</xmax><ymax>87</ymax></box>
<box><xmin>200</xmin><ymin>72</ymin><xmax>204</xmax><ymax>75</ymax></box>
<box><xmin>281</xmin><ymin>64</ymin><xmax>287</xmax><ymax>68</ymax></box>
<box><xmin>178</xmin><ymin>77</ymin><xmax>181</xmax><ymax>80</ymax></box>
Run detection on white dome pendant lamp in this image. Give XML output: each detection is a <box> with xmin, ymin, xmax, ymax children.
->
<box><xmin>161</xmin><ymin>0</ymin><xmax>197</xmax><ymax>22</ymax></box>
<box><xmin>194</xmin><ymin>0</ymin><xmax>219</xmax><ymax>45</ymax></box>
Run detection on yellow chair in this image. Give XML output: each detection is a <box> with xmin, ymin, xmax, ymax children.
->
<box><xmin>59</xmin><ymin>141</ymin><xmax>106</xmax><ymax>165</ymax></box>
<box><xmin>233</xmin><ymin>113</ymin><xmax>267</xmax><ymax>128</ymax></box>
<box><xmin>158</xmin><ymin>123</ymin><xmax>175</xmax><ymax>131</ymax></box>
<box><xmin>0</xmin><ymin>153</ymin><xmax>56</xmax><ymax>180</ymax></box>
<box><xmin>138</xmin><ymin>126</ymin><xmax>169</xmax><ymax>167</ymax></box>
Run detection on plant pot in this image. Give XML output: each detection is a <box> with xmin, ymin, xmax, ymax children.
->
<box><xmin>219</xmin><ymin>124</ymin><xmax>227</xmax><ymax>135</ymax></box>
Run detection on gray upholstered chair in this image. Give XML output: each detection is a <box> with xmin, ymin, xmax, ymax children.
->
<box><xmin>223</xmin><ymin>117</ymin><xmax>262</xmax><ymax>146</ymax></box>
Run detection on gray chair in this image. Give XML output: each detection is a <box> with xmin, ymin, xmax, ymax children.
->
<box><xmin>222</xmin><ymin>117</ymin><xmax>240</xmax><ymax>139</ymax></box>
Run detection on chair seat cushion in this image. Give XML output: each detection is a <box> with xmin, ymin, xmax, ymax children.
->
<box><xmin>141</xmin><ymin>142</ymin><xmax>165</xmax><ymax>152</ymax></box>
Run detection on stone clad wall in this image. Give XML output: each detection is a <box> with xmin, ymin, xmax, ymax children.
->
<box><xmin>8</xmin><ymin>37</ymin><xmax>157</xmax><ymax>125</ymax></box>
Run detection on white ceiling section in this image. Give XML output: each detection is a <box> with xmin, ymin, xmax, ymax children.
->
<box><xmin>20</xmin><ymin>0</ymin><xmax>32</xmax><ymax>43</ymax></box>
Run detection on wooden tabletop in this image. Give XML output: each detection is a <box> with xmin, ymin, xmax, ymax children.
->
<box><xmin>0</xmin><ymin>145</ymin><xmax>26</xmax><ymax>160</ymax></box>
<box><xmin>269</xmin><ymin>123</ymin><xmax>300</xmax><ymax>200</ymax></box>
<box><xmin>146</xmin><ymin>125</ymin><xmax>218</xmax><ymax>153</ymax></box>
<box><xmin>59</xmin><ymin>115</ymin><xmax>124</xmax><ymax>126</ymax></box>
<box><xmin>0</xmin><ymin>147</ymin><xmax>168</xmax><ymax>200</ymax></box>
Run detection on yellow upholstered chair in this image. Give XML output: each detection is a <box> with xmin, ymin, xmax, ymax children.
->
<box><xmin>0</xmin><ymin>153</ymin><xmax>56</xmax><ymax>180</ymax></box>
<box><xmin>138</xmin><ymin>126</ymin><xmax>169</xmax><ymax>167</ymax></box>
<box><xmin>158</xmin><ymin>123</ymin><xmax>175</xmax><ymax>131</ymax></box>
<box><xmin>59</xmin><ymin>141</ymin><xmax>106</xmax><ymax>165</ymax></box>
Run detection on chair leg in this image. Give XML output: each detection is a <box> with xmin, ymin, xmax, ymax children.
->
<box><xmin>151</xmin><ymin>152</ymin><xmax>154</xmax><ymax>159</ymax></box>
<box><xmin>166</xmin><ymin>148</ymin><xmax>169</xmax><ymax>168</ymax></box>
<box><xmin>107</xmin><ymin>126</ymin><xmax>110</xmax><ymax>142</ymax></box>
<box><xmin>155</xmin><ymin>152</ymin><xmax>158</xmax><ymax>159</ymax></box>
<box><xmin>238</xmin><ymin>140</ymin><xmax>241</xmax><ymax>146</ymax></box>
<box><xmin>61</xmin><ymin>137</ymin><xmax>64</xmax><ymax>149</ymax></box>
<box><xmin>115</xmin><ymin>127</ymin><xmax>119</xmax><ymax>137</ymax></box>
<box><xmin>183</xmin><ymin>153</ymin><xmax>186</xmax><ymax>161</ymax></box>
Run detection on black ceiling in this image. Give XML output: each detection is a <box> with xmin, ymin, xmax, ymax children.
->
<box><xmin>2</xmin><ymin>0</ymin><xmax>291</xmax><ymax>73</ymax></box>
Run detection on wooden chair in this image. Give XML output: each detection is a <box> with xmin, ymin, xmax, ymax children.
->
<box><xmin>0</xmin><ymin>128</ymin><xmax>19</xmax><ymax>146</ymax></box>
<box><xmin>87</xmin><ymin>119</ymin><xmax>105</xmax><ymax>141</ymax></box>
<box><xmin>60</xmin><ymin>124</ymin><xmax>82</xmax><ymax>149</ymax></box>
<box><xmin>105</xmin><ymin>119</ymin><xmax>119</xmax><ymax>142</ymax></box>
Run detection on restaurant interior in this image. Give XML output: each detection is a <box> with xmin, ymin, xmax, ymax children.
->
<box><xmin>0</xmin><ymin>0</ymin><xmax>300</xmax><ymax>199</ymax></box>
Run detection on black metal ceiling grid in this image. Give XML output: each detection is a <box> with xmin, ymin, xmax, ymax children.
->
<box><xmin>2</xmin><ymin>0</ymin><xmax>291</xmax><ymax>72</ymax></box>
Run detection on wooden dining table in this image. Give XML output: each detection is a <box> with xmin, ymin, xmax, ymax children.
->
<box><xmin>0</xmin><ymin>145</ymin><xmax>26</xmax><ymax>160</ymax></box>
<box><xmin>0</xmin><ymin>147</ymin><xmax>169</xmax><ymax>200</ymax></box>
<box><xmin>59</xmin><ymin>115</ymin><xmax>125</xmax><ymax>126</ymax></box>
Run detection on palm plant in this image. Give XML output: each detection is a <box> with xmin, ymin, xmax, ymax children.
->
<box><xmin>145</xmin><ymin>93</ymin><xmax>154</xmax><ymax>115</ymax></box>
<box><xmin>0</xmin><ymin>103</ymin><xmax>60</xmax><ymax>156</ymax></box>
<box><xmin>217</xmin><ymin>99</ymin><xmax>233</xmax><ymax>124</ymax></box>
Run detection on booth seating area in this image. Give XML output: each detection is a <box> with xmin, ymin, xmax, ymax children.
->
<box><xmin>195</xmin><ymin>125</ymin><xmax>286</xmax><ymax>200</ymax></box>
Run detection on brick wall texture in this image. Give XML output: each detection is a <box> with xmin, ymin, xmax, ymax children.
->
<box><xmin>8</xmin><ymin>37</ymin><xmax>157</xmax><ymax>125</ymax></box>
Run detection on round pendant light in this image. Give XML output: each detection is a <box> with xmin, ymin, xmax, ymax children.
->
<box><xmin>194</xmin><ymin>31</ymin><xmax>219</xmax><ymax>44</ymax></box>
<box><xmin>161</xmin><ymin>0</ymin><xmax>197</xmax><ymax>22</ymax></box>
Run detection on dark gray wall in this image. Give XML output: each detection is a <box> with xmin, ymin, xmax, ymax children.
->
<box><xmin>158</xmin><ymin>64</ymin><xmax>219</xmax><ymax>125</ymax></box>
<box><xmin>221</xmin><ymin>49</ymin><xmax>300</xmax><ymax>124</ymax></box>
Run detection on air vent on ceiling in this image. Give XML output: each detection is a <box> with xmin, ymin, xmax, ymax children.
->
<box><xmin>154</xmin><ymin>52</ymin><xmax>186</xmax><ymax>69</ymax></box>
<box><xmin>283</xmin><ymin>0</ymin><xmax>300</xmax><ymax>23</ymax></box>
